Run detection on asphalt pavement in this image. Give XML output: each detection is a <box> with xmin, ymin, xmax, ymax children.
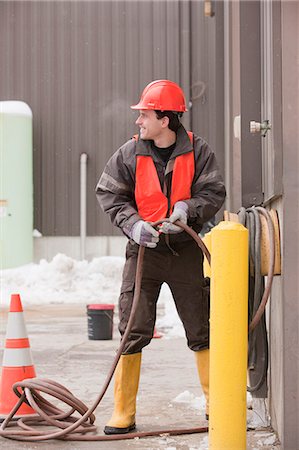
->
<box><xmin>0</xmin><ymin>304</ymin><xmax>280</xmax><ymax>449</ymax></box>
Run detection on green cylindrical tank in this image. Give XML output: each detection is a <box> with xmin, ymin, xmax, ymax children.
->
<box><xmin>0</xmin><ymin>101</ymin><xmax>33</xmax><ymax>269</ymax></box>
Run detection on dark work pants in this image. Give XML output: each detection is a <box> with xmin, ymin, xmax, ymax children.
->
<box><xmin>118</xmin><ymin>238</ymin><xmax>210</xmax><ymax>354</ymax></box>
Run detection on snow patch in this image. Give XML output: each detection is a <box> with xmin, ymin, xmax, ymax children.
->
<box><xmin>247</xmin><ymin>391</ymin><xmax>253</xmax><ymax>409</ymax></box>
<box><xmin>1</xmin><ymin>254</ymin><xmax>125</xmax><ymax>307</ymax></box>
<box><xmin>33</xmin><ymin>229</ymin><xmax>42</xmax><ymax>237</ymax></box>
<box><xmin>256</xmin><ymin>434</ymin><xmax>277</xmax><ymax>446</ymax></box>
<box><xmin>247</xmin><ymin>398</ymin><xmax>270</xmax><ymax>429</ymax></box>
<box><xmin>172</xmin><ymin>390</ymin><xmax>206</xmax><ymax>411</ymax></box>
<box><xmin>156</xmin><ymin>283</ymin><xmax>185</xmax><ymax>337</ymax></box>
<box><xmin>195</xmin><ymin>436</ymin><xmax>209</xmax><ymax>449</ymax></box>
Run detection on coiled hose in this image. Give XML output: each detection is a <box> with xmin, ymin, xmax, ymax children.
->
<box><xmin>238</xmin><ymin>206</ymin><xmax>276</xmax><ymax>393</ymax></box>
<box><xmin>0</xmin><ymin>216</ymin><xmax>275</xmax><ymax>442</ymax></box>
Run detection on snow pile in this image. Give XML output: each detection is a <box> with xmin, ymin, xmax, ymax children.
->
<box><xmin>1</xmin><ymin>254</ymin><xmax>185</xmax><ymax>337</ymax></box>
<box><xmin>1</xmin><ymin>254</ymin><xmax>125</xmax><ymax>306</ymax></box>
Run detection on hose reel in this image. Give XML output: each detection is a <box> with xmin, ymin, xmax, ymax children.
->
<box><xmin>218</xmin><ymin>208</ymin><xmax>280</xmax><ymax>395</ymax></box>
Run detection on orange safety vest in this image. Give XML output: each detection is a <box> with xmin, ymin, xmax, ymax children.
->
<box><xmin>134</xmin><ymin>132</ymin><xmax>195</xmax><ymax>222</ymax></box>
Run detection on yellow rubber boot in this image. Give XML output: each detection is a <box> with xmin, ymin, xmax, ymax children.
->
<box><xmin>104</xmin><ymin>352</ymin><xmax>142</xmax><ymax>434</ymax></box>
<box><xmin>195</xmin><ymin>349</ymin><xmax>210</xmax><ymax>419</ymax></box>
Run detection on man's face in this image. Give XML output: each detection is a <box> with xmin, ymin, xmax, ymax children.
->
<box><xmin>135</xmin><ymin>110</ymin><xmax>165</xmax><ymax>140</ymax></box>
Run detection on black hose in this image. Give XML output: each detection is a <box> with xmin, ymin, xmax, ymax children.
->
<box><xmin>238</xmin><ymin>206</ymin><xmax>274</xmax><ymax>394</ymax></box>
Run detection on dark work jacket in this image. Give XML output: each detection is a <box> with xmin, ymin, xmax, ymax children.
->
<box><xmin>95</xmin><ymin>125</ymin><xmax>226</xmax><ymax>243</ymax></box>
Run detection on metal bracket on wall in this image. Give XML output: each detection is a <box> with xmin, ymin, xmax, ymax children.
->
<box><xmin>250</xmin><ymin>119</ymin><xmax>272</xmax><ymax>137</ymax></box>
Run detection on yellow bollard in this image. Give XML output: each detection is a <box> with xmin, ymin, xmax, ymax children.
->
<box><xmin>209</xmin><ymin>221</ymin><xmax>248</xmax><ymax>450</ymax></box>
<box><xmin>202</xmin><ymin>231</ymin><xmax>212</xmax><ymax>278</ymax></box>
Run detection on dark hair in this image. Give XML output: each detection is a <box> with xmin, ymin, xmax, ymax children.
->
<box><xmin>155</xmin><ymin>110</ymin><xmax>183</xmax><ymax>133</ymax></box>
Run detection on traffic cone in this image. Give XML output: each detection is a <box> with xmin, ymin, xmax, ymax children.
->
<box><xmin>0</xmin><ymin>293</ymin><xmax>36</xmax><ymax>418</ymax></box>
<box><xmin>153</xmin><ymin>327</ymin><xmax>162</xmax><ymax>339</ymax></box>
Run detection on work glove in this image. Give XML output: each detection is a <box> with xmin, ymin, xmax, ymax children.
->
<box><xmin>160</xmin><ymin>201</ymin><xmax>188</xmax><ymax>234</ymax></box>
<box><xmin>130</xmin><ymin>220</ymin><xmax>160</xmax><ymax>248</ymax></box>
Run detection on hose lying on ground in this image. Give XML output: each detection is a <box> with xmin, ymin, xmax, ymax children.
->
<box><xmin>0</xmin><ymin>217</ymin><xmax>275</xmax><ymax>441</ymax></box>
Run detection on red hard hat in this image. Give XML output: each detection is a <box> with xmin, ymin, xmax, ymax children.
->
<box><xmin>131</xmin><ymin>80</ymin><xmax>188</xmax><ymax>112</ymax></box>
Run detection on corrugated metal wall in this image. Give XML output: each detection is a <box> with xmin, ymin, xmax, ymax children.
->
<box><xmin>0</xmin><ymin>0</ymin><xmax>223</xmax><ymax>236</ymax></box>
<box><xmin>190</xmin><ymin>0</ymin><xmax>224</xmax><ymax>179</ymax></box>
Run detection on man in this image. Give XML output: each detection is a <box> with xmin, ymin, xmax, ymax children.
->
<box><xmin>96</xmin><ymin>80</ymin><xmax>226</xmax><ymax>435</ymax></box>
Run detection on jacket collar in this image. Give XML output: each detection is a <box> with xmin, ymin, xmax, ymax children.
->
<box><xmin>135</xmin><ymin>125</ymin><xmax>193</xmax><ymax>161</ymax></box>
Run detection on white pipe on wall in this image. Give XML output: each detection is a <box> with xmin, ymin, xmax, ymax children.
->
<box><xmin>223</xmin><ymin>0</ymin><xmax>232</xmax><ymax>212</ymax></box>
<box><xmin>80</xmin><ymin>153</ymin><xmax>88</xmax><ymax>260</ymax></box>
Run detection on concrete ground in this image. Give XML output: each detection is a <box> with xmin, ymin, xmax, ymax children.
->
<box><xmin>0</xmin><ymin>304</ymin><xmax>280</xmax><ymax>450</ymax></box>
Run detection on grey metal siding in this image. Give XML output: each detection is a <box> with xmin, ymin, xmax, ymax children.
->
<box><xmin>261</xmin><ymin>0</ymin><xmax>283</xmax><ymax>203</ymax></box>
<box><xmin>280</xmin><ymin>3</ymin><xmax>299</xmax><ymax>447</ymax></box>
<box><xmin>190</xmin><ymin>0</ymin><xmax>225</xmax><ymax>174</ymax></box>
<box><xmin>0</xmin><ymin>0</ymin><xmax>224</xmax><ymax>236</ymax></box>
<box><xmin>239</xmin><ymin>0</ymin><xmax>263</xmax><ymax>207</ymax></box>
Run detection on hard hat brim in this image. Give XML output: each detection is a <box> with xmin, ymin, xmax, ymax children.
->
<box><xmin>130</xmin><ymin>103</ymin><xmax>188</xmax><ymax>112</ymax></box>
<box><xmin>130</xmin><ymin>103</ymin><xmax>148</xmax><ymax>110</ymax></box>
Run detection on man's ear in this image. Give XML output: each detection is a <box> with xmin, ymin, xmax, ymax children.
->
<box><xmin>161</xmin><ymin>116</ymin><xmax>170</xmax><ymax>129</ymax></box>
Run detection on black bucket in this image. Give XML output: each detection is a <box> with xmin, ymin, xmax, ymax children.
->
<box><xmin>87</xmin><ymin>304</ymin><xmax>115</xmax><ymax>340</ymax></box>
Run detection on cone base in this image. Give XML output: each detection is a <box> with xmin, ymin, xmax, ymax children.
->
<box><xmin>0</xmin><ymin>366</ymin><xmax>36</xmax><ymax>416</ymax></box>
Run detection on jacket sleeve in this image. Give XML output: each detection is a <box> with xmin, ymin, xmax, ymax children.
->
<box><xmin>95</xmin><ymin>141</ymin><xmax>141</xmax><ymax>237</ymax></box>
<box><xmin>183</xmin><ymin>136</ymin><xmax>226</xmax><ymax>225</ymax></box>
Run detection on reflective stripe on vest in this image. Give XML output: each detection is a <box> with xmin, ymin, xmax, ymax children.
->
<box><xmin>134</xmin><ymin>132</ymin><xmax>194</xmax><ymax>222</ymax></box>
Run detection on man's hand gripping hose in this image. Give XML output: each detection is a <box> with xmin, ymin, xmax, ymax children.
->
<box><xmin>0</xmin><ymin>217</ymin><xmax>275</xmax><ymax>442</ymax></box>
